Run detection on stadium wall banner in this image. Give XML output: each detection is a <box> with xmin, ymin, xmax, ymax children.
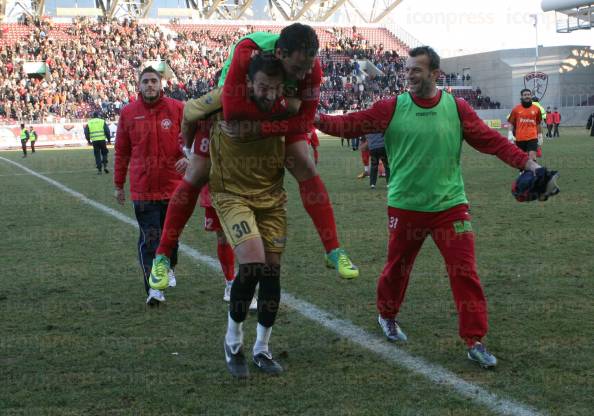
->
<box><xmin>483</xmin><ymin>119</ymin><xmax>502</xmax><ymax>129</ymax></box>
<box><xmin>0</xmin><ymin>123</ymin><xmax>90</xmax><ymax>150</ymax></box>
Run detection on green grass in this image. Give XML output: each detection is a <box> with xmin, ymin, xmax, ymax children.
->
<box><xmin>1</xmin><ymin>128</ymin><xmax>593</xmax><ymax>415</ymax></box>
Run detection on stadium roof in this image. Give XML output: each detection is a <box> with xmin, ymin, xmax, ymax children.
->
<box><xmin>541</xmin><ymin>0</ymin><xmax>593</xmax><ymax>32</ymax></box>
<box><xmin>1</xmin><ymin>0</ymin><xmax>405</xmax><ymax>23</ymax></box>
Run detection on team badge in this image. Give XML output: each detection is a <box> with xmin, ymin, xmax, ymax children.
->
<box><xmin>524</xmin><ymin>72</ymin><xmax>548</xmax><ymax>101</ymax></box>
<box><xmin>161</xmin><ymin>119</ymin><xmax>172</xmax><ymax>130</ymax></box>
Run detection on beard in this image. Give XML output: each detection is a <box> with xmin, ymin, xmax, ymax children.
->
<box><xmin>410</xmin><ymin>78</ymin><xmax>435</xmax><ymax>98</ymax></box>
<box><xmin>251</xmin><ymin>95</ymin><xmax>274</xmax><ymax>112</ymax></box>
<box><xmin>521</xmin><ymin>99</ymin><xmax>533</xmax><ymax>108</ymax></box>
<box><xmin>141</xmin><ymin>90</ymin><xmax>159</xmax><ymax>102</ymax></box>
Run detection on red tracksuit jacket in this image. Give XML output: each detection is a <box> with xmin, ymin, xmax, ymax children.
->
<box><xmin>114</xmin><ymin>94</ymin><xmax>184</xmax><ymax>201</ymax></box>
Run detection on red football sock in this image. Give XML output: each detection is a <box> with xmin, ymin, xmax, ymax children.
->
<box><xmin>465</xmin><ymin>337</ymin><xmax>481</xmax><ymax>348</ymax></box>
<box><xmin>217</xmin><ymin>241</ymin><xmax>235</xmax><ymax>281</ymax></box>
<box><xmin>361</xmin><ymin>150</ymin><xmax>370</xmax><ymax>166</ymax></box>
<box><xmin>157</xmin><ymin>179</ymin><xmax>202</xmax><ymax>258</ymax></box>
<box><xmin>298</xmin><ymin>175</ymin><xmax>339</xmax><ymax>253</ymax></box>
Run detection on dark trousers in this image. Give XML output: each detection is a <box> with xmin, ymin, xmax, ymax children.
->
<box><xmin>546</xmin><ymin>124</ymin><xmax>553</xmax><ymax>137</ymax></box>
<box><xmin>553</xmin><ymin>124</ymin><xmax>560</xmax><ymax>137</ymax></box>
<box><xmin>21</xmin><ymin>140</ymin><xmax>27</xmax><ymax>156</ymax></box>
<box><xmin>370</xmin><ymin>147</ymin><xmax>390</xmax><ymax>187</ymax></box>
<box><xmin>92</xmin><ymin>140</ymin><xmax>109</xmax><ymax>170</ymax></box>
<box><xmin>133</xmin><ymin>200</ymin><xmax>179</xmax><ymax>294</ymax></box>
<box><xmin>351</xmin><ymin>137</ymin><xmax>360</xmax><ymax>150</ymax></box>
<box><xmin>30</xmin><ymin>141</ymin><xmax>35</xmax><ymax>152</ymax></box>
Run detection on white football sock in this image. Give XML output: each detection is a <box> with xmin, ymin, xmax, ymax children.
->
<box><xmin>225</xmin><ymin>313</ymin><xmax>244</xmax><ymax>353</ymax></box>
<box><xmin>253</xmin><ymin>323</ymin><xmax>272</xmax><ymax>356</ymax></box>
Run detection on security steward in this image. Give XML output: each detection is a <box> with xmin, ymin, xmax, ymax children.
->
<box><xmin>19</xmin><ymin>123</ymin><xmax>29</xmax><ymax>158</ymax></box>
<box><xmin>84</xmin><ymin>111</ymin><xmax>111</xmax><ymax>174</ymax></box>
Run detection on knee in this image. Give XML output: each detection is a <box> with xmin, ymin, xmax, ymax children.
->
<box><xmin>286</xmin><ymin>151</ymin><xmax>317</xmax><ymax>181</ymax></box>
<box><xmin>184</xmin><ymin>158</ymin><xmax>210</xmax><ymax>187</ymax></box>
<box><xmin>184</xmin><ymin>169</ymin><xmax>208</xmax><ymax>188</ymax></box>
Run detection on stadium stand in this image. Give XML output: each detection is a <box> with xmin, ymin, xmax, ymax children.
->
<box><xmin>0</xmin><ymin>16</ymin><xmax>494</xmax><ymax>123</ymax></box>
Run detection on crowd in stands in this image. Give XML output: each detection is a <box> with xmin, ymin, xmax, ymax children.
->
<box><xmin>0</xmin><ymin>16</ymin><xmax>496</xmax><ymax>123</ymax></box>
<box><xmin>320</xmin><ymin>49</ymin><xmax>406</xmax><ymax>111</ymax></box>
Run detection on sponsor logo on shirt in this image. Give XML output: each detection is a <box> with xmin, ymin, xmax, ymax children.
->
<box><xmin>161</xmin><ymin>119</ymin><xmax>172</xmax><ymax>130</ymax></box>
<box><xmin>416</xmin><ymin>111</ymin><xmax>437</xmax><ymax>117</ymax></box>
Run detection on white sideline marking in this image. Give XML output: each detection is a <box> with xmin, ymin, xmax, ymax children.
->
<box><xmin>0</xmin><ymin>169</ymin><xmax>92</xmax><ymax>177</ymax></box>
<box><xmin>1</xmin><ymin>156</ymin><xmax>545</xmax><ymax>416</ymax></box>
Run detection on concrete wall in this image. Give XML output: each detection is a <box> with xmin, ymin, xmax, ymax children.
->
<box><xmin>441</xmin><ymin>46</ymin><xmax>594</xmax><ymax>110</ymax></box>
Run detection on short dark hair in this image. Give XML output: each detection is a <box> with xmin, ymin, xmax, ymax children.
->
<box><xmin>20</xmin><ymin>123</ymin><xmax>25</xmax><ymax>128</ymax></box>
<box><xmin>277</xmin><ymin>23</ymin><xmax>319</xmax><ymax>58</ymax></box>
<box><xmin>248</xmin><ymin>53</ymin><xmax>285</xmax><ymax>81</ymax></box>
<box><xmin>408</xmin><ymin>46</ymin><xmax>440</xmax><ymax>70</ymax></box>
<box><xmin>139</xmin><ymin>66</ymin><xmax>161</xmax><ymax>81</ymax></box>
<box><xmin>520</xmin><ymin>88</ymin><xmax>531</xmax><ymax>95</ymax></box>
<box><xmin>532</xmin><ymin>97</ymin><xmax>539</xmax><ymax>102</ymax></box>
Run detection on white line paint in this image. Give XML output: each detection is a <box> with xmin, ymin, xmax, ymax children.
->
<box><xmin>0</xmin><ymin>169</ymin><xmax>92</xmax><ymax>177</ymax></box>
<box><xmin>0</xmin><ymin>156</ymin><xmax>545</xmax><ymax>416</ymax></box>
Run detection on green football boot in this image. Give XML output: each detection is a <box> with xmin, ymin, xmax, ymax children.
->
<box><xmin>149</xmin><ymin>254</ymin><xmax>170</xmax><ymax>290</ymax></box>
<box><xmin>325</xmin><ymin>248</ymin><xmax>359</xmax><ymax>279</ymax></box>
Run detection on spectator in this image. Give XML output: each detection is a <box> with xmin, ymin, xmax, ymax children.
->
<box><xmin>552</xmin><ymin>107</ymin><xmax>561</xmax><ymax>137</ymax></box>
<box><xmin>587</xmin><ymin>111</ymin><xmax>594</xmax><ymax>136</ymax></box>
<box><xmin>365</xmin><ymin>132</ymin><xmax>389</xmax><ymax>189</ymax></box>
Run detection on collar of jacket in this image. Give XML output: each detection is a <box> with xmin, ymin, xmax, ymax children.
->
<box><xmin>138</xmin><ymin>91</ymin><xmax>164</xmax><ymax>109</ymax></box>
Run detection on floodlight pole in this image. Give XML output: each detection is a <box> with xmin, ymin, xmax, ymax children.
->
<box><xmin>531</xmin><ymin>13</ymin><xmax>539</xmax><ymax>93</ymax></box>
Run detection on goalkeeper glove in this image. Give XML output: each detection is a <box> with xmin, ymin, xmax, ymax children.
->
<box><xmin>507</xmin><ymin>131</ymin><xmax>515</xmax><ymax>142</ymax></box>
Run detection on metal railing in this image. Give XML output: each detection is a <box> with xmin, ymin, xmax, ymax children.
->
<box><xmin>561</xmin><ymin>94</ymin><xmax>594</xmax><ymax>107</ymax></box>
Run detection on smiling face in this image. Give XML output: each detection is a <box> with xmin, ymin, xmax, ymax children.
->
<box><xmin>405</xmin><ymin>54</ymin><xmax>440</xmax><ymax>98</ymax></box>
<box><xmin>247</xmin><ymin>70</ymin><xmax>284</xmax><ymax>112</ymax></box>
<box><xmin>139</xmin><ymin>72</ymin><xmax>161</xmax><ymax>103</ymax></box>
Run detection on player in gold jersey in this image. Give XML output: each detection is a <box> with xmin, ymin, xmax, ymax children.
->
<box><xmin>187</xmin><ymin>54</ymin><xmax>289</xmax><ymax>378</ymax></box>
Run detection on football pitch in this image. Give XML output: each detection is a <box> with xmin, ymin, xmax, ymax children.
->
<box><xmin>1</xmin><ymin>128</ymin><xmax>593</xmax><ymax>415</ymax></box>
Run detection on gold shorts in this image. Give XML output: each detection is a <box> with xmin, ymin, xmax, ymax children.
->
<box><xmin>211</xmin><ymin>190</ymin><xmax>287</xmax><ymax>253</ymax></box>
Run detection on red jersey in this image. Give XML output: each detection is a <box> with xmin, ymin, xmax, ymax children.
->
<box><xmin>221</xmin><ymin>38</ymin><xmax>322</xmax><ymax>137</ymax></box>
<box><xmin>318</xmin><ymin>91</ymin><xmax>528</xmax><ymax>170</ymax></box>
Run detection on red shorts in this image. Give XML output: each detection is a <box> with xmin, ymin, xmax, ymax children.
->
<box><xmin>204</xmin><ymin>206</ymin><xmax>222</xmax><ymax>232</ymax></box>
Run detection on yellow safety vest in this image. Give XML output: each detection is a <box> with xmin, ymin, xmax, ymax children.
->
<box><xmin>20</xmin><ymin>129</ymin><xmax>28</xmax><ymax>141</ymax></box>
<box><xmin>88</xmin><ymin>118</ymin><xmax>107</xmax><ymax>142</ymax></box>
